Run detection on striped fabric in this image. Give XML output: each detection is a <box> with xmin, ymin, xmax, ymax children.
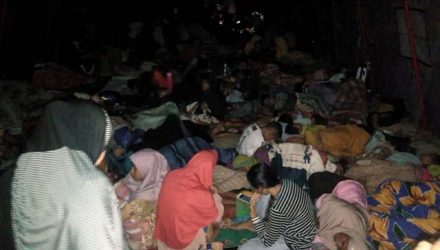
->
<box><xmin>213</xmin><ymin>165</ymin><xmax>251</xmax><ymax>193</ymax></box>
<box><xmin>11</xmin><ymin>148</ymin><xmax>127</xmax><ymax>250</ymax></box>
<box><xmin>252</xmin><ymin>179</ymin><xmax>317</xmax><ymax>250</ymax></box>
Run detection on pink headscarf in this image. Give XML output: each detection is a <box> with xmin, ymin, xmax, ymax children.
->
<box><xmin>332</xmin><ymin>179</ymin><xmax>367</xmax><ymax>208</ymax></box>
<box><xmin>155</xmin><ymin>150</ymin><xmax>219</xmax><ymax>249</ymax></box>
<box><xmin>316</xmin><ymin>179</ymin><xmax>367</xmax><ymax>209</ymax></box>
<box><xmin>123</xmin><ymin>149</ymin><xmax>169</xmax><ymax>201</ymax></box>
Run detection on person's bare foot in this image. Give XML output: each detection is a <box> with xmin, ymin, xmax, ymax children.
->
<box><xmin>334</xmin><ymin>232</ymin><xmax>350</xmax><ymax>250</ymax></box>
<box><xmin>113</xmin><ymin>148</ymin><xmax>125</xmax><ymax>157</ymax></box>
<box><xmin>209</xmin><ymin>241</ymin><xmax>223</xmax><ymax>250</ymax></box>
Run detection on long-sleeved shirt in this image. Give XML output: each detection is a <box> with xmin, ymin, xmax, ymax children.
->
<box><xmin>251</xmin><ymin>179</ymin><xmax>317</xmax><ymax>250</ymax></box>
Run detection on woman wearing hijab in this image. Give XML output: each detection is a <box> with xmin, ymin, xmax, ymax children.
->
<box><xmin>11</xmin><ymin>100</ymin><xmax>126</xmax><ymax>250</ymax></box>
<box><xmin>155</xmin><ymin>150</ymin><xmax>224</xmax><ymax>250</ymax></box>
<box><xmin>115</xmin><ymin>148</ymin><xmax>169</xmax><ymax>249</ymax></box>
<box><xmin>313</xmin><ymin>180</ymin><xmax>369</xmax><ymax>250</ymax></box>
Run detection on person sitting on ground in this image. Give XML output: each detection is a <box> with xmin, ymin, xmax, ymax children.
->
<box><xmin>115</xmin><ymin>149</ymin><xmax>169</xmax><ymax>250</ymax></box>
<box><xmin>197</xmin><ymin>75</ymin><xmax>227</xmax><ymax>121</ymax></box>
<box><xmin>11</xmin><ymin>100</ymin><xmax>126</xmax><ymax>250</ymax></box>
<box><xmin>227</xmin><ymin>163</ymin><xmax>317</xmax><ymax>250</ymax></box>
<box><xmin>310</xmin><ymin>172</ymin><xmax>369</xmax><ymax>250</ymax></box>
<box><xmin>155</xmin><ymin>150</ymin><xmax>224</xmax><ymax>250</ymax></box>
<box><xmin>236</xmin><ymin>122</ymin><xmax>282</xmax><ymax>157</ymax></box>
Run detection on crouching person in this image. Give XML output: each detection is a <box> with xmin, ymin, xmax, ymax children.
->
<box><xmin>234</xmin><ymin>163</ymin><xmax>317</xmax><ymax>250</ymax></box>
<box><xmin>155</xmin><ymin>150</ymin><xmax>223</xmax><ymax>250</ymax></box>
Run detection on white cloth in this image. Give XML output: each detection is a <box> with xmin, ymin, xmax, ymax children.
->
<box><xmin>256</xmin><ymin>194</ymin><xmax>271</xmax><ymax>219</ymax></box>
<box><xmin>226</xmin><ymin>90</ymin><xmax>244</xmax><ymax>104</ymax></box>
<box><xmin>279</xmin><ymin>122</ymin><xmax>297</xmax><ymax>141</ymax></box>
<box><xmin>269</xmin><ymin>143</ymin><xmax>337</xmax><ymax>178</ymax></box>
<box><xmin>239</xmin><ymin>237</ymin><xmax>289</xmax><ymax>250</ymax></box>
<box><xmin>237</xmin><ymin>124</ymin><xmax>265</xmax><ymax>157</ymax></box>
<box><xmin>11</xmin><ymin>147</ymin><xmax>127</xmax><ymax>250</ymax></box>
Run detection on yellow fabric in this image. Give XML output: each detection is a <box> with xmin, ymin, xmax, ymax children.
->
<box><xmin>304</xmin><ymin>125</ymin><xmax>370</xmax><ymax>157</ymax></box>
<box><xmin>302</xmin><ymin>125</ymin><xmax>325</xmax><ymax>146</ymax></box>
<box><xmin>274</xmin><ymin>36</ymin><xmax>288</xmax><ymax>59</ymax></box>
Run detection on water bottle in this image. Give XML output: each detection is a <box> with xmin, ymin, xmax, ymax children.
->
<box><xmin>223</xmin><ymin>63</ymin><xmax>230</xmax><ymax>77</ymax></box>
<box><xmin>165</xmin><ymin>72</ymin><xmax>173</xmax><ymax>90</ymax></box>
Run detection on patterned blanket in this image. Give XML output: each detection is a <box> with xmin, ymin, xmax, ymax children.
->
<box><xmin>368</xmin><ymin>180</ymin><xmax>440</xmax><ymax>250</ymax></box>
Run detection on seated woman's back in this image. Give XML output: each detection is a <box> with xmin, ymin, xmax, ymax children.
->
<box><xmin>11</xmin><ymin>100</ymin><xmax>126</xmax><ymax>250</ymax></box>
<box><xmin>155</xmin><ymin>150</ymin><xmax>223</xmax><ymax>250</ymax></box>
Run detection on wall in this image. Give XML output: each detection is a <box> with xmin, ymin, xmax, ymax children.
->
<box><xmin>333</xmin><ymin>0</ymin><xmax>440</xmax><ymax>135</ymax></box>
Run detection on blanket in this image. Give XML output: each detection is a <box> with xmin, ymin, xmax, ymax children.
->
<box><xmin>215</xmin><ymin>229</ymin><xmax>257</xmax><ymax>249</ymax></box>
<box><xmin>132</xmin><ymin>102</ymin><xmax>179</xmax><ymax>131</ymax></box>
<box><xmin>345</xmin><ymin>160</ymin><xmax>422</xmax><ymax>194</ymax></box>
<box><xmin>368</xmin><ymin>180</ymin><xmax>440</xmax><ymax>250</ymax></box>
<box><xmin>304</xmin><ymin>125</ymin><xmax>370</xmax><ymax>158</ymax></box>
<box><xmin>159</xmin><ymin>137</ymin><xmax>236</xmax><ymax>170</ymax></box>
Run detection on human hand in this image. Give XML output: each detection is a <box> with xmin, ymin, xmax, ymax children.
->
<box><xmin>249</xmin><ymin>192</ymin><xmax>261</xmax><ymax>219</ymax></box>
<box><xmin>90</xmin><ymin>94</ymin><xmax>103</xmax><ymax>104</ymax></box>
<box><xmin>222</xmin><ymin>220</ymin><xmax>254</xmax><ymax>231</ymax></box>
<box><xmin>222</xmin><ymin>223</ymin><xmax>239</xmax><ymax>230</ymax></box>
<box><xmin>207</xmin><ymin>241</ymin><xmax>223</xmax><ymax>250</ymax></box>
<box><xmin>210</xmin><ymin>186</ymin><xmax>218</xmax><ymax>194</ymax></box>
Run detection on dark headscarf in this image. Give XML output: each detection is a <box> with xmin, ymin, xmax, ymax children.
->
<box><xmin>26</xmin><ymin>100</ymin><xmax>112</xmax><ymax>162</ymax></box>
<box><xmin>308</xmin><ymin>171</ymin><xmax>351</xmax><ymax>202</ymax></box>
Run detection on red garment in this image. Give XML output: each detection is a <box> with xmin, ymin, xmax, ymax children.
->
<box><xmin>153</xmin><ymin>71</ymin><xmax>173</xmax><ymax>91</ymax></box>
<box><xmin>153</xmin><ymin>71</ymin><xmax>165</xmax><ymax>86</ymax></box>
<box><xmin>155</xmin><ymin>150</ymin><xmax>219</xmax><ymax>249</ymax></box>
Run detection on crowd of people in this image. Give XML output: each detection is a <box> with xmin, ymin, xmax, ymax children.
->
<box><xmin>1</xmin><ymin>5</ymin><xmax>440</xmax><ymax>250</ymax></box>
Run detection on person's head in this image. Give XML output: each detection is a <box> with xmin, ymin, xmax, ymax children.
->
<box><xmin>420</xmin><ymin>153</ymin><xmax>440</xmax><ymax>166</ymax></box>
<box><xmin>261</xmin><ymin>122</ymin><xmax>282</xmax><ymax>142</ymax></box>
<box><xmin>129</xmin><ymin>149</ymin><xmax>169</xmax><ymax>182</ymax></box>
<box><xmin>26</xmin><ymin>100</ymin><xmax>112</xmax><ymax>166</ymax></box>
<box><xmin>278</xmin><ymin>113</ymin><xmax>293</xmax><ymax>124</ymax></box>
<box><xmin>185</xmin><ymin>150</ymin><xmax>218</xmax><ymax>189</ymax></box>
<box><xmin>311</xmin><ymin>69</ymin><xmax>329</xmax><ymax>82</ymax></box>
<box><xmin>308</xmin><ymin>172</ymin><xmax>350</xmax><ymax>202</ymax></box>
<box><xmin>123</xmin><ymin>148</ymin><xmax>170</xmax><ymax>201</ymax></box>
<box><xmin>246</xmin><ymin>163</ymin><xmax>280</xmax><ymax>195</ymax></box>
<box><xmin>201</xmin><ymin>78</ymin><xmax>210</xmax><ymax>91</ymax></box>
<box><xmin>260</xmin><ymin>94</ymin><xmax>274</xmax><ymax>108</ymax></box>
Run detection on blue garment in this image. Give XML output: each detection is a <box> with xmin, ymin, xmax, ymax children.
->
<box><xmin>386</xmin><ymin>152</ymin><xmax>421</xmax><ymax>166</ymax></box>
<box><xmin>159</xmin><ymin>137</ymin><xmax>236</xmax><ymax>170</ymax></box>
<box><xmin>365</xmin><ymin>131</ymin><xmax>386</xmax><ymax>152</ymax></box>
<box><xmin>113</xmin><ymin>127</ymin><xmax>144</xmax><ymax>149</ymax></box>
<box><xmin>106</xmin><ymin>150</ymin><xmax>133</xmax><ymax>179</ymax></box>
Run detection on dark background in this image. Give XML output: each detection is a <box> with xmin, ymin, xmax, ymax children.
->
<box><xmin>1</xmin><ymin>0</ymin><xmax>440</xmax><ymax>134</ymax></box>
